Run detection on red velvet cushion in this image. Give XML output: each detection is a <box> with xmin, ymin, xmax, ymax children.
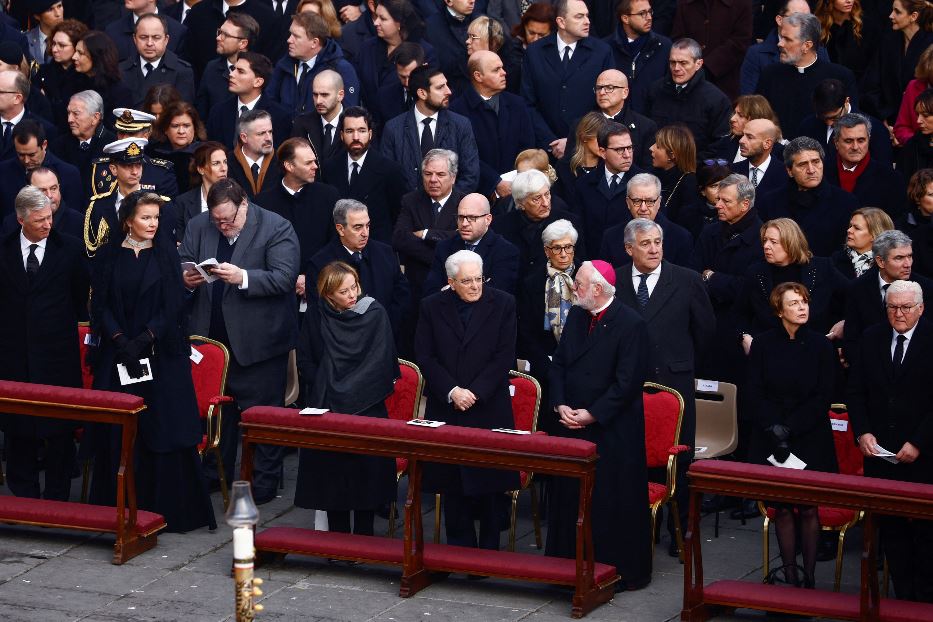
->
<box><xmin>242</xmin><ymin>408</ymin><xmax>597</xmax><ymax>458</ymax></box>
<box><xmin>879</xmin><ymin>597</ymin><xmax>933</xmax><ymax>622</ymax></box>
<box><xmin>644</xmin><ymin>389</ymin><xmax>682</xmax><ymax>468</ymax></box>
<box><xmin>703</xmin><ymin>580</ymin><xmax>860</xmax><ymax>618</ymax></box>
<box><xmin>648</xmin><ymin>481</ymin><xmax>669</xmax><ymax>505</ymax></box>
<box><xmin>77</xmin><ymin>325</ymin><xmax>94</xmax><ymax>390</ymax></box>
<box><xmin>0</xmin><ymin>380</ymin><xmax>144</xmax><ymax>411</ymax></box>
<box><xmin>385</xmin><ymin>363</ymin><xmax>419</xmax><ymax>422</ymax></box>
<box><xmin>510</xmin><ymin>376</ymin><xmax>539</xmax><ymax>433</ymax></box>
<box><xmin>0</xmin><ymin>497</ymin><xmax>165</xmax><ymax>535</ymax></box>
<box><xmin>189</xmin><ymin>340</ymin><xmax>229</xmax><ymax>420</ymax></box>
<box><xmin>818</xmin><ymin>506</ymin><xmax>858</xmax><ymax>528</ymax></box>
<box><xmin>255</xmin><ymin>527</ymin><xmax>404</xmax><ymax>564</ymax></box>
<box><xmin>689</xmin><ymin>461</ymin><xmax>933</xmax><ymax>503</ymax></box>
<box><xmin>423</xmin><ymin>543</ymin><xmax>617</xmax><ymax>585</ymax></box>
<box><xmin>829</xmin><ymin>409</ymin><xmax>864</xmax><ymax>477</ymax></box>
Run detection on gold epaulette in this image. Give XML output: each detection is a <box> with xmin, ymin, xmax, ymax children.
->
<box><xmin>84</xmin><ymin>185</ymin><xmax>116</xmax><ymax>257</ymax></box>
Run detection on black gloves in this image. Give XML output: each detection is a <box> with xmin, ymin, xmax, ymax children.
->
<box><xmin>767</xmin><ymin>424</ymin><xmax>791</xmax><ymax>463</ymax></box>
<box><xmin>114</xmin><ymin>331</ymin><xmax>153</xmax><ymax>379</ymax></box>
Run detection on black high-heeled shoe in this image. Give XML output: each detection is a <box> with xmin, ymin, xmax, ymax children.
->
<box><xmin>802</xmin><ymin>573</ymin><xmax>815</xmax><ymax>589</ymax></box>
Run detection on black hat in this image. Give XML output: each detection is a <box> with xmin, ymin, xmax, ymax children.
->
<box><xmin>0</xmin><ymin>41</ymin><xmax>23</xmax><ymax>67</ymax></box>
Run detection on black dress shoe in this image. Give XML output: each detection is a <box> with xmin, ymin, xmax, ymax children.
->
<box><xmin>615</xmin><ymin>577</ymin><xmax>650</xmax><ymax>592</ymax></box>
<box><xmin>730</xmin><ymin>499</ymin><xmax>760</xmax><ymax>520</ymax></box>
<box><xmin>252</xmin><ymin>488</ymin><xmax>277</xmax><ymax>505</ymax></box>
<box><xmin>668</xmin><ymin>540</ymin><xmax>681</xmax><ymax>558</ymax></box>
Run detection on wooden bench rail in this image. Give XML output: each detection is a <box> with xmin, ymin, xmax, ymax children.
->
<box><xmin>681</xmin><ymin>460</ymin><xmax>933</xmax><ymax>622</ymax></box>
<box><xmin>239</xmin><ymin>407</ymin><xmax>614</xmax><ymax>618</ymax></box>
<box><xmin>0</xmin><ymin>380</ymin><xmax>163</xmax><ymax>564</ymax></box>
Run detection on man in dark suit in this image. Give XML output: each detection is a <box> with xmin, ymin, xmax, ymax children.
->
<box><xmin>374</xmin><ymin>42</ymin><xmax>422</xmax><ymax>126</ymax></box>
<box><xmin>0</xmin><ymin>186</ymin><xmax>88</xmax><ymax>500</ymax></box>
<box><xmin>0</xmin><ymin>120</ymin><xmax>82</xmax><ymax>222</ymax></box>
<box><xmin>824</xmin><ymin>113</ymin><xmax>906</xmax><ymax>221</ymax></box>
<box><xmin>320</xmin><ymin>106</ymin><xmax>407</xmax><ymax>244</ymax></box>
<box><xmin>183</xmin><ymin>0</ymin><xmax>282</xmax><ymax>79</ymax></box>
<box><xmin>104</xmin><ymin>0</ymin><xmax>187</xmax><ymax>61</ymax></box>
<box><xmin>616</xmin><ymin>217</ymin><xmax>715</xmax><ymax>556</ymax></box>
<box><xmin>547</xmin><ymin>259</ymin><xmax>652</xmax><ymax>590</ymax></box>
<box><xmin>381</xmin><ymin>65</ymin><xmax>480</xmax><ymax>193</ymax></box>
<box><xmin>227</xmin><ymin>109</ymin><xmax>281</xmax><ymax>200</ymax></box>
<box><xmin>255</xmin><ymin>137</ymin><xmax>339</xmax><ymax>301</ymax></box>
<box><xmin>118</xmin><ymin>14</ymin><xmax>195</xmax><ymax>108</ymax></box>
<box><xmin>600</xmin><ymin>172</ymin><xmax>692</xmax><ymax>267</ymax></box>
<box><xmin>206</xmin><ymin>51</ymin><xmax>293</xmax><ymax>151</ymax></box>
<box><xmin>520</xmin><ymin>0</ymin><xmax>614</xmax><ymax>156</ymax></box>
<box><xmin>731</xmin><ymin>118</ymin><xmax>784</xmax><ymax>198</ymax></box>
<box><xmin>0</xmin><ymin>70</ymin><xmax>57</xmax><ymax>161</ymax></box>
<box><xmin>755</xmin><ymin>136</ymin><xmax>859</xmax><ymax>257</ymax></box>
<box><xmin>180</xmin><ymin>178</ymin><xmax>300</xmax><ymax>504</ymax></box>
<box><xmin>449</xmin><ymin>50</ymin><xmax>535</xmax><ymax>197</ymax></box>
<box><xmin>291</xmin><ymin>70</ymin><xmax>347</xmax><ymax>164</ymax></box>
<box><xmin>591</xmin><ymin>69</ymin><xmax>657</xmax><ymax>169</ymax></box>
<box><xmin>50</xmin><ymin>90</ymin><xmax>114</xmax><ymax>203</ymax></box>
<box><xmin>424</xmin><ymin>0</ymin><xmax>473</xmax><ymax>95</ymax></box>
<box><xmin>842</xmin><ymin>230</ymin><xmax>933</xmax><ymax>361</ymax></box>
<box><xmin>644</xmin><ymin>38</ymin><xmax>733</xmax><ymax>160</ymax></box>
<box><xmin>196</xmin><ymin>13</ymin><xmax>259</xmax><ymax>119</ymax></box>
<box><xmin>606</xmin><ymin>0</ymin><xmax>672</xmax><ymax>113</ymax></box>
<box><xmin>424</xmin><ymin>193</ymin><xmax>520</xmax><ymax>295</ymax></box>
<box><xmin>797</xmin><ymin>78</ymin><xmax>893</xmax><ymax>166</ymax></box>
<box><xmin>572</xmin><ymin>121</ymin><xmax>645</xmax><ymax>257</ymax></box>
<box><xmin>493</xmin><ymin>168</ymin><xmax>583</xmax><ymax>279</ymax></box>
<box><xmin>415</xmin><ymin>249</ymin><xmax>518</xmax><ymax>550</ymax></box>
<box><xmin>306</xmin><ymin>199</ymin><xmax>410</xmax><ymax>335</ymax></box>
<box><xmin>165</xmin><ymin>0</ymin><xmax>200</xmax><ymax>23</ymax></box>
<box><xmin>848</xmin><ymin>279</ymin><xmax>933</xmax><ymax>602</ymax></box>
<box><xmin>1</xmin><ymin>167</ymin><xmax>83</xmax><ymax>239</ymax></box>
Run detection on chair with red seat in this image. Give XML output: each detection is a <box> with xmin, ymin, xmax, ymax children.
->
<box><xmin>643</xmin><ymin>381</ymin><xmax>689</xmax><ymax>561</ymax></box>
<box><xmin>189</xmin><ymin>335</ymin><xmax>234</xmax><ymax>509</ymax></box>
<box><xmin>758</xmin><ymin>404</ymin><xmax>864</xmax><ymax>591</ymax></box>
<box><xmin>506</xmin><ymin>370</ymin><xmax>543</xmax><ymax>551</ymax></box>
<box><xmin>385</xmin><ymin>359</ymin><xmax>423</xmax><ymax>536</ymax></box>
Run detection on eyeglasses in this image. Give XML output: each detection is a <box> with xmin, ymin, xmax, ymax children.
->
<box><xmin>456</xmin><ymin>277</ymin><xmax>484</xmax><ymax>286</ymax></box>
<box><xmin>627</xmin><ymin>196</ymin><xmax>659</xmax><ymax>206</ymax></box>
<box><xmin>887</xmin><ymin>303</ymin><xmax>920</xmax><ymax>314</ymax></box>
<box><xmin>546</xmin><ymin>244</ymin><xmax>574</xmax><ymax>254</ymax></box>
<box><xmin>216</xmin><ymin>28</ymin><xmax>247</xmax><ymax>40</ymax></box>
<box><xmin>593</xmin><ymin>84</ymin><xmax>628</xmax><ymax>94</ymax></box>
<box><xmin>703</xmin><ymin>159</ymin><xmax>728</xmax><ymax>166</ymax></box>
<box><xmin>627</xmin><ymin>8</ymin><xmax>653</xmax><ymax>17</ymax></box>
<box><xmin>210</xmin><ymin>204</ymin><xmax>242</xmax><ymax>227</ymax></box>
<box><xmin>605</xmin><ymin>144</ymin><xmax>634</xmax><ymax>154</ymax></box>
<box><xmin>457</xmin><ymin>214</ymin><xmax>487</xmax><ymax>223</ymax></box>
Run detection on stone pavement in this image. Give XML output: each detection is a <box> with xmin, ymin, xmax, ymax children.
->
<box><xmin>0</xmin><ymin>453</ymin><xmax>864</xmax><ymax>622</ymax></box>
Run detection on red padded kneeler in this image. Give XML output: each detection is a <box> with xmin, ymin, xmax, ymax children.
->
<box><xmin>0</xmin><ymin>497</ymin><xmax>165</xmax><ymax>536</ymax></box>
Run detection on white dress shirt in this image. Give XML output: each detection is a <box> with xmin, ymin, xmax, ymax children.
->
<box><xmin>20</xmin><ymin>233</ymin><xmax>46</xmax><ymax>269</ymax></box>
<box><xmin>631</xmin><ymin>263</ymin><xmax>662</xmax><ymax>297</ymax></box>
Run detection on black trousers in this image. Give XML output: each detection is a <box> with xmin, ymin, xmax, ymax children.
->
<box><xmin>443</xmin><ymin>492</ymin><xmax>505</xmax><ymax>550</ymax></box>
<box><xmin>880</xmin><ymin>515</ymin><xmax>933</xmax><ymax>603</ymax></box>
<box><xmin>6</xmin><ymin>433</ymin><xmax>74</xmax><ymax>501</ymax></box>
<box><xmin>202</xmin><ymin>351</ymin><xmax>288</xmax><ymax>494</ymax></box>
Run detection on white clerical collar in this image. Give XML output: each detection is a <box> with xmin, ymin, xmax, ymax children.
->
<box><xmin>592</xmin><ymin>297</ymin><xmax>614</xmax><ymax>315</ymax></box>
<box><xmin>796</xmin><ymin>55</ymin><xmax>818</xmax><ymax>73</ymax></box>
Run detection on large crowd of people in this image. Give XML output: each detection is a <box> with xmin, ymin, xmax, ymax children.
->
<box><xmin>0</xmin><ymin>0</ymin><xmax>932</xmax><ymax>605</ymax></box>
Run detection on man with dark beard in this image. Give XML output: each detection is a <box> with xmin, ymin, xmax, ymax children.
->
<box><xmin>320</xmin><ymin>107</ymin><xmax>407</xmax><ymax>244</ymax></box>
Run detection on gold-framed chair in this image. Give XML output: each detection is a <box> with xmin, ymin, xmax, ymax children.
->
<box><xmin>643</xmin><ymin>382</ymin><xmax>689</xmax><ymax>561</ymax></box>
<box><xmin>190</xmin><ymin>335</ymin><xmax>234</xmax><ymax>509</ymax></box>
<box><xmin>385</xmin><ymin>359</ymin><xmax>423</xmax><ymax>537</ymax></box>
<box><xmin>758</xmin><ymin>404</ymin><xmax>864</xmax><ymax>591</ymax></box>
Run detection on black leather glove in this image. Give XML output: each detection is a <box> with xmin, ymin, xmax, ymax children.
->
<box><xmin>114</xmin><ymin>333</ymin><xmax>145</xmax><ymax>379</ymax></box>
<box><xmin>768</xmin><ymin>424</ymin><xmax>791</xmax><ymax>463</ymax></box>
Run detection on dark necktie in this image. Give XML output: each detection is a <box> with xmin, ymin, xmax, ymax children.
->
<box><xmin>275</xmin><ymin>0</ymin><xmax>286</xmax><ymax>16</ymax></box>
<box><xmin>297</xmin><ymin>63</ymin><xmax>310</xmax><ymax>110</ymax></box>
<box><xmin>26</xmin><ymin>243</ymin><xmax>39</xmax><ymax>276</ymax></box>
<box><xmin>2</xmin><ymin>121</ymin><xmax>12</xmax><ymax>148</ymax></box>
<box><xmin>882</xmin><ymin>283</ymin><xmax>890</xmax><ymax>310</ymax></box>
<box><xmin>609</xmin><ymin>174</ymin><xmax>620</xmax><ymax>194</ymax></box>
<box><xmin>420</xmin><ymin>118</ymin><xmax>434</xmax><ymax>156</ymax></box>
<box><xmin>893</xmin><ymin>334</ymin><xmax>906</xmax><ymax>374</ymax></box>
<box><xmin>324</xmin><ymin>123</ymin><xmax>334</xmax><ymax>148</ymax></box>
<box><xmin>466</xmin><ymin>242</ymin><xmax>477</xmax><ymax>252</ymax></box>
<box><xmin>750</xmin><ymin>167</ymin><xmax>759</xmax><ymax>186</ymax></box>
<box><xmin>239</xmin><ymin>105</ymin><xmax>248</xmax><ymax>117</ymax></box>
<box><xmin>432</xmin><ymin>200</ymin><xmax>441</xmax><ymax>214</ymax></box>
<box><xmin>561</xmin><ymin>46</ymin><xmax>571</xmax><ymax>71</ymax></box>
<box><xmin>675</xmin><ymin>85</ymin><xmax>684</xmax><ymax>94</ymax></box>
<box><xmin>144</xmin><ymin>62</ymin><xmax>154</xmax><ymax>77</ymax></box>
<box><xmin>228</xmin><ymin>63</ymin><xmax>235</xmax><ymax>75</ymax></box>
<box><xmin>350</xmin><ymin>161</ymin><xmax>359</xmax><ymax>187</ymax></box>
<box><xmin>79</xmin><ymin>141</ymin><xmax>90</xmax><ymax>151</ymax></box>
<box><xmin>352</xmin><ymin>251</ymin><xmax>362</xmax><ymax>264</ymax></box>
<box><xmin>250</xmin><ymin>162</ymin><xmax>260</xmax><ymax>183</ymax></box>
<box><xmin>636</xmin><ymin>273</ymin><xmax>650</xmax><ymax>308</ymax></box>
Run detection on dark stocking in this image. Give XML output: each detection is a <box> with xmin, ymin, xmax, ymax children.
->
<box><xmin>798</xmin><ymin>505</ymin><xmax>820</xmax><ymax>587</ymax></box>
<box><xmin>774</xmin><ymin>507</ymin><xmax>799</xmax><ymax>585</ymax></box>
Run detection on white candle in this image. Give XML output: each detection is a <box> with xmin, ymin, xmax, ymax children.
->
<box><xmin>233</xmin><ymin>526</ymin><xmax>253</xmax><ymax>559</ymax></box>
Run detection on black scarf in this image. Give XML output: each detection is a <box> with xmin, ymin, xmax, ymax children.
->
<box><xmin>720</xmin><ymin>207</ymin><xmax>758</xmax><ymax>241</ymax></box>
<box><xmin>310</xmin><ymin>296</ymin><xmax>399</xmax><ymax>414</ymax></box>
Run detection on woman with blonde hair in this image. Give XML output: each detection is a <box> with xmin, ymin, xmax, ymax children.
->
<box><xmin>568</xmin><ymin>112</ymin><xmax>607</xmax><ymax>177</ymax></box>
<box><xmin>833</xmin><ymin>207</ymin><xmax>895</xmax><ymax>279</ymax></box>
<box><xmin>298</xmin><ymin>0</ymin><xmax>343</xmax><ymax>38</ymax></box>
<box><xmin>649</xmin><ymin>125</ymin><xmax>699</xmax><ymax>227</ymax></box>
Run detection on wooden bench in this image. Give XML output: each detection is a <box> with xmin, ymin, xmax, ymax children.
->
<box><xmin>681</xmin><ymin>460</ymin><xmax>933</xmax><ymax>622</ymax></box>
<box><xmin>239</xmin><ymin>407</ymin><xmax>616</xmax><ymax>618</ymax></box>
<box><xmin>0</xmin><ymin>380</ymin><xmax>165</xmax><ymax>563</ymax></box>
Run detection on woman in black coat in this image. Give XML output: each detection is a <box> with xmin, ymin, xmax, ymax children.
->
<box><xmin>734</xmin><ymin>218</ymin><xmax>848</xmax><ymax>351</ymax></box>
<box><xmin>832</xmin><ymin>207</ymin><xmax>895</xmax><ymax>279</ymax></box>
<box><xmin>68</xmin><ymin>31</ymin><xmax>132</xmax><ymax>127</ymax></box>
<box><xmin>650</xmin><ymin>125</ymin><xmax>700</xmax><ymax>230</ymax></box>
<box><xmin>36</xmin><ymin>19</ymin><xmax>87</xmax><ymax>129</ymax></box>
<box><xmin>295</xmin><ymin>261</ymin><xmax>399</xmax><ymax>535</ymax></box>
<box><xmin>87</xmin><ymin>191</ymin><xmax>215</xmax><ymax>533</ymax></box>
<box><xmin>747</xmin><ymin>282</ymin><xmax>838</xmax><ymax>588</ymax></box>
<box><xmin>897</xmin><ymin>88</ymin><xmax>933</xmax><ymax>181</ymax></box>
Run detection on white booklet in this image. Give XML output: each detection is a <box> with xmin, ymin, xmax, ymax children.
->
<box><xmin>181</xmin><ymin>258</ymin><xmax>220</xmax><ymax>283</ymax></box>
<box><xmin>870</xmin><ymin>444</ymin><xmax>900</xmax><ymax>464</ymax></box>
<box><xmin>406</xmin><ymin>419</ymin><xmax>446</xmax><ymax>428</ymax></box>
<box><xmin>299</xmin><ymin>407</ymin><xmax>329</xmax><ymax>415</ymax></box>
<box><xmin>117</xmin><ymin>358</ymin><xmax>154</xmax><ymax>385</ymax></box>
<box><xmin>768</xmin><ymin>452</ymin><xmax>807</xmax><ymax>469</ymax></box>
